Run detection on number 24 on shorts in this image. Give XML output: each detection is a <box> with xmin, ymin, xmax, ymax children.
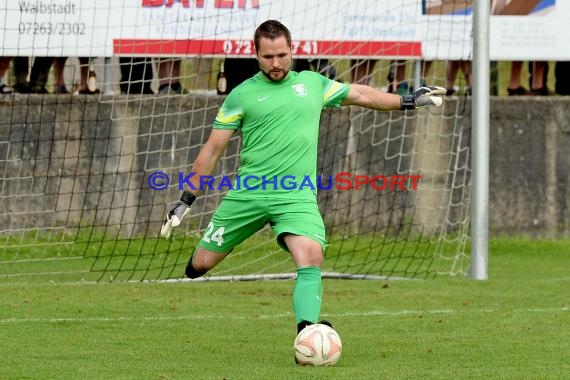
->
<box><xmin>202</xmin><ymin>222</ymin><xmax>225</xmax><ymax>246</ymax></box>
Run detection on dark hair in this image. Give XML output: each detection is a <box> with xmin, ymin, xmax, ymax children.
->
<box><xmin>254</xmin><ymin>20</ymin><xmax>292</xmax><ymax>52</ymax></box>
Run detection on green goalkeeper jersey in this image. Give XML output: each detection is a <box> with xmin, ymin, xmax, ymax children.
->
<box><xmin>213</xmin><ymin>70</ymin><xmax>349</xmax><ymax>200</ymax></box>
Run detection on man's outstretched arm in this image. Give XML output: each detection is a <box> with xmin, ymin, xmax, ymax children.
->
<box><xmin>185</xmin><ymin>128</ymin><xmax>235</xmax><ymax>194</ymax></box>
<box><xmin>342</xmin><ymin>83</ymin><xmax>446</xmax><ymax>111</ymax></box>
<box><xmin>161</xmin><ymin>128</ymin><xmax>234</xmax><ymax>237</ymax></box>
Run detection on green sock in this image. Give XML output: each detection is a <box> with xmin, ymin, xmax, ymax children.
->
<box><xmin>293</xmin><ymin>266</ymin><xmax>323</xmax><ymax>325</ymax></box>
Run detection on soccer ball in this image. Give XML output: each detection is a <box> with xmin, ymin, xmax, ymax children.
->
<box><xmin>293</xmin><ymin>323</ymin><xmax>342</xmax><ymax>366</ymax></box>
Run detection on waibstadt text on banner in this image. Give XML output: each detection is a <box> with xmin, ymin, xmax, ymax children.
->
<box><xmin>147</xmin><ymin>172</ymin><xmax>422</xmax><ymax>192</ymax></box>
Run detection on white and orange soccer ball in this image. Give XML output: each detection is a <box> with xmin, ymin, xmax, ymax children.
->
<box><xmin>293</xmin><ymin>323</ymin><xmax>342</xmax><ymax>366</ymax></box>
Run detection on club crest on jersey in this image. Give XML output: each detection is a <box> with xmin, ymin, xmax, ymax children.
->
<box><xmin>292</xmin><ymin>84</ymin><xmax>307</xmax><ymax>97</ymax></box>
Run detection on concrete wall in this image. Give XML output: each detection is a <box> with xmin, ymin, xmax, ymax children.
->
<box><xmin>490</xmin><ymin>98</ymin><xmax>570</xmax><ymax>237</ymax></box>
<box><xmin>0</xmin><ymin>95</ymin><xmax>568</xmax><ymax>238</ymax></box>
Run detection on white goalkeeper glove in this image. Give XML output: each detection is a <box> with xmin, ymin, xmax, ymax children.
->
<box><xmin>400</xmin><ymin>86</ymin><xmax>447</xmax><ymax>110</ymax></box>
<box><xmin>160</xmin><ymin>191</ymin><xmax>196</xmax><ymax>238</ymax></box>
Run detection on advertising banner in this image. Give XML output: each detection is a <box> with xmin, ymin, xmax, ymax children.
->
<box><xmin>0</xmin><ymin>0</ymin><xmax>566</xmax><ymax>60</ymax></box>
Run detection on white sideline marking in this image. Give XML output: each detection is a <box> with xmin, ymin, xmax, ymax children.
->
<box><xmin>1</xmin><ymin>307</ymin><xmax>567</xmax><ymax>325</ymax></box>
<box><xmin>0</xmin><ymin>270</ymin><xmax>91</xmax><ymax>278</ymax></box>
<box><xmin>0</xmin><ymin>257</ymin><xmax>83</xmax><ymax>264</ymax></box>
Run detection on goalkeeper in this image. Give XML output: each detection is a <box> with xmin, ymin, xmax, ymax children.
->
<box><xmin>161</xmin><ymin>20</ymin><xmax>445</xmax><ymax>339</ymax></box>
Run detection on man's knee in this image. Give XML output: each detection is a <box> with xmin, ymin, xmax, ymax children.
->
<box><xmin>296</xmin><ymin>247</ymin><xmax>323</xmax><ymax>267</ymax></box>
<box><xmin>283</xmin><ymin>234</ymin><xmax>324</xmax><ymax>267</ymax></box>
<box><xmin>303</xmin><ymin>251</ymin><xmax>323</xmax><ymax>267</ymax></box>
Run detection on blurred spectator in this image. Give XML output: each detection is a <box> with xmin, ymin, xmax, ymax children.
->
<box><xmin>387</xmin><ymin>60</ymin><xmax>412</xmax><ymax>94</ymax></box>
<box><xmin>492</xmin><ymin>1</ymin><xmax>552</xmax><ymax>96</ymax></box>
<box><xmin>53</xmin><ymin>57</ymin><xmax>69</xmax><ymax>94</ymax></box>
<box><xmin>528</xmin><ymin>61</ymin><xmax>551</xmax><ymax>95</ymax></box>
<box><xmin>493</xmin><ymin>2</ymin><xmax>527</xmax><ymax>96</ymax></box>
<box><xmin>555</xmin><ymin>61</ymin><xmax>570</xmax><ymax>95</ymax></box>
<box><xmin>119</xmin><ymin>57</ymin><xmax>154</xmax><ymax>94</ymax></box>
<box><xmin>446</xmin><ymin>60</ymin><xmax>471</xmax><ymax>96</ymax></box>
<box><xmin>155</xmin><ymin>58</ymin><xmax>182</xmax><ymax>95</ymax></box>
<box><xmin>506</xmin><ymin>61</ymin><xmax>529</xmax><ymax>96</ymax></box>
<box><xmin>67</xmin><ymin>57</ymin><xmax>101</xmax><ymax>94</ymax></box>
<box><xmin>188</xmin><ymin>57</ymin><xmax>214</xmax><ymax>91</ymax></box>
<box><xmin>401</xmin><ymin>60</ymin><xmax>433</xmax><ymax>93</ymax></box>
<box><xmin>12</xmin><ymin>57</ymin><xmax>29</xmax><ymax>93</ymax></box>
<box><xmin>0</xmin><ymin>57</ymin><xmax>14</xmax><ymax>94</ymax></box>
<box><xmin>351</xmin><ymin>59</ymin><xmax>433</xmax><ymax>94</ymax></box>
<box><xmin>224</xmin><ymin>58</ymin><xmax>259</xmax><ymax>93</ymax></box>
<box><xmin>25</xmin><ymin>57</ymin><xmax>53</xmax><ymax>93</ymax></box>
<box><xmin>18</xmin><ymin>57</ymin><xmax>99</xmax><ymax>94</ymax></box>
<box><xmin>490</xmin><ymin>61</ymin><xmax>499</xmax><ymax>95</ymax></box>
<box><xmin>294</xmin><ymin>59</ymin><xmax>338</xmax><ymax>80</ymax></box>
<box><xmin>350</xmin><ymin>59</ymin><xmax>377</xmax><ymax>85</ymax></box>
<box><xmin>420</xmin><ymin>60</ymin><xmax>433</xmax><ymax>87</ymax></box>
<box><xmin>528</xmin><ymin>60</ymin><xmax>548</xmax><ymax>90</ymax></box>
<box><xmin>507</xmin><ymin>61</ymin><xmax>551</xmax><ymax>96</ymax></box>
<box><xmin>79</xmin><ymin>58</ymin><xmax>100</xmax><ymax>94</ymax></box>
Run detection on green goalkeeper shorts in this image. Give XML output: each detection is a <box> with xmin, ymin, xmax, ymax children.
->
<box><xmin>197</xmin><ymin>196</ymin><xmax>326</xmax><ymax>253</ymax></box>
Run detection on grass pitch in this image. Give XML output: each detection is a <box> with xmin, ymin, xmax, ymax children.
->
<box><xmin>1</xmin><ymin>238</ymin><xmax>568</xmax><ymax>379</ymax></box>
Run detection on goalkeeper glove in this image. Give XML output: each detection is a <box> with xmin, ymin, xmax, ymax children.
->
<box><xmin>160</xmin><ymin>191</ymin><xmax>196</xmax><ymax>238</ymax></box>
<box><xmin>400</xmin><ymin>86</ymin><xmax>447</xmax><ymax>110</ymax></box>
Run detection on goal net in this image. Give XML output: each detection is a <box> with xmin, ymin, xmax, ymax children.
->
<box><xmin>0</xmin><ymin>0</ymin><xmax>472</xmax><ymax>283</ymax></box>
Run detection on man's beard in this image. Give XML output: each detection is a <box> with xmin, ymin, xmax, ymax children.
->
<box><xmin>261</xmin><ymin>68</ymin><xmax>289</xmax><ymax>82</ymax></box>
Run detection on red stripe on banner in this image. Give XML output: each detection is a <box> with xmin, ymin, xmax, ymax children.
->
<box><xmin>113</xmin><ymin>39</ymin><xmax>422</xmax><ymax>58</ymax></box>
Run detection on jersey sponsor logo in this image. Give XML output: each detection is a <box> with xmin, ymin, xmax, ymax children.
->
<box><xmin>257</xmin><ymin>96</ymin><xmax>269</xmax><ymax>102</ymax></box>
<box><xmin>292</xmin><ymin>84</ymin><xmax>307</xmax><ymax>97</ymax></box>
